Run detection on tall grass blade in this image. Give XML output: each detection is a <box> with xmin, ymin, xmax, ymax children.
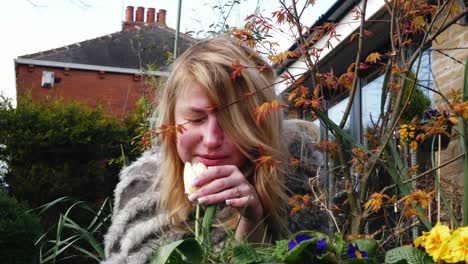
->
<box><xmin>462</xmin><ymin>59</ymin><xmax>468</xmax><ymax>226</ymax></box>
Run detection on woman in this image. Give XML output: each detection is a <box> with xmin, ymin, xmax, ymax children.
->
<box><xmin>102</xmin><ymin>36</ymin><xmax>323</xmax><ymax>264</ymax></box>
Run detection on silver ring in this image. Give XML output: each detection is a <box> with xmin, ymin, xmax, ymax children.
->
<box><xmin>234</xmin><ymin>187</ymin><xmax>240</xmax><ymax>198</ymax></box>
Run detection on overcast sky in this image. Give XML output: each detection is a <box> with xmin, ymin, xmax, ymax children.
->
<box><xmin>1</xmin><ymin>0</ymin><xmax>332</xmax><ymax>103</ymax></box>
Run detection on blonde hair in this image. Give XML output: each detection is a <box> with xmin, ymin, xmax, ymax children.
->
<box><xmin>153</xmin><ymin>36</ymin><xmax>288</xmax><ymax>234</ymax></box>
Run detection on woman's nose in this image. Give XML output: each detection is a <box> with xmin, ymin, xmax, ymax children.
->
<box><xmin>202</xmin><ymin>115</ymin><xmax>224</xmax><ymax>149</ymax></box>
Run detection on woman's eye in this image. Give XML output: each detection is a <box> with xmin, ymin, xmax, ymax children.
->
<box><xmin>187</xmin><ymin>117</ymin><xmax>206</xmax><ymax>123</ymax></box>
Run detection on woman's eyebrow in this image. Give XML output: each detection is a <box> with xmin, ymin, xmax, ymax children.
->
<box><xmin>187</xmin><ymin>107</ymin><xmax>215</xmax><ymax>114</ymax></box>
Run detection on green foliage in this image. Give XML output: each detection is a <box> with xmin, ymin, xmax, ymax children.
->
<box><xmin>271</xmin><ymin>239</ymin><xmax>289</xmax><ymax>261</ymax></box>
<box><xmin>35</xmin><ymin>197</ymin><xmax>112</xmax><ymax>263</ymax></box>
<box><xmin>385</xmin><ymin>245</ymin><xmax>436</xmax><ymax>264</ymax></box>
<box><xmin>392</xmin><ymin>72</ymin><xmax>431</xmax><ymax>123</ymax></box>
<box><xmin>400</xmin><ymin>86</ymin><xmax>431</xmax><ymax>123</ymax></box>
<box><xmin>350</xmin><ymin>239</ymin><xmax>379</xmax><ymax>258</ymax></box>
<box><xmin>232</xmin><ymin>243</ymin><xmax>266</xmax><ymax>264</ymax></box>
<box><xmin>0</xmin><ymin>95</ymin><xmax>144</xmax><ymax>262</ymax></box>
<box><xmin>0</xmin><ymin>190</ymin><xmax>43</xmax><ymax>264</ymax></box>
<box><xmin>0</xmin><ymin>96</ymin><xmax>142</xmax><ymax>208</ymax></box>
<box><xmin>150</xmin><ymin>238</ymin><xmax>202</xmax><ymax>264</ymax></box>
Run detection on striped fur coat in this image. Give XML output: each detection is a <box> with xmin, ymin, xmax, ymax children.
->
<box><xmin>102</xmin><ymin>120</ymin><xmax>325</xmax><ymax>264</ymax></box>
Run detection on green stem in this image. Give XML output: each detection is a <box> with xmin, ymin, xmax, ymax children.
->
<box><xmin>462</xmin><ymin>59</ymin><xmax>468</xmax><ymax>226</ymax></box>
<box><xmin>431</xmin><ymin>142</ymin><xmax>459</xmax><ymax>228</ymax></box>
<box><xmin>195</xmin><ymin>203</ymin><xmax>200</xmax><ymax>241</ymax></box>
<box><xmin>201</xmin><ymin>205</ymin><xmax>216</xmax><ymax>245</ymax></box>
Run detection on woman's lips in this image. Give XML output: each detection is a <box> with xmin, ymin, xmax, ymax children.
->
<box><xmin>197</xmin><ymin>155</ymin><xmax>228</xmax><ymax>166</ymax></box>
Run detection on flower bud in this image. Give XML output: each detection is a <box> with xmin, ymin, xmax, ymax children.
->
<box><xmin>183</xmin><ymin>162</ymin><xmax>207</xmax><ymax>195</ymax></box>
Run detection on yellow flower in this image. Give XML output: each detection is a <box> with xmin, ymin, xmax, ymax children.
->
<box><xmin>424</xmin><ymin>222</ymin><xmax>452</xmax><ymax>262</ymax></box>
<box><xmin>414</xmin><ymin>230</ymin><xmax>429</xmax><ymax>248</ymax></box>
<box><xmin>410</xmin><ymin>140</ymin><xmax>418</xmax><ymax>151</ymax></box>
<box><xmin>399</xmin><ymin>128</ymin><xmax>408</xmax><ymax>140</ymax></box>
<box><xmin>440</xmin><ymin>226</ymin><xmax>468</xmax><ymax>263</ymax></box>
<box><xmin>183</xmin><ymin>162</ymin><xmax>207</xmax><ymax>195</ymax></box>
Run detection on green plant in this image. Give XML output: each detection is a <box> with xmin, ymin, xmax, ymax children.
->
<box><xmin>0</xmin><ymin>95</ymin><xmax>141</xmax><ymax>209</ymax></box>
<box><xmin>34</xmin><ymin>196</ymin><xmax>112</xmax><ymax>263</ymax></box>
<box><xmin>0</xmin><ymin>190</ymin><xmax>43</xmax><ymax>264</ymax></box>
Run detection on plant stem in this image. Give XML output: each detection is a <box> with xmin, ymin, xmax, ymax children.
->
<box><xmin>462</xmin><ymin>59</ymin><xmax>468</xmax><ymax>226</ymax></box>
<box><xmin>201</xmin><ymin>205</ymin><xmax>216</xmax><ymax>245</ymax></box>
<box><xmin>195</xmin><ymin>203</ymin><xmax>200</xmax><ymax>241</ymax></box>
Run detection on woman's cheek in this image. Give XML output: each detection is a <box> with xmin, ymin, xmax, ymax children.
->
<box><xmin>176</xmin><ymin>129</ymin><xmax>199</xmax><ymax>162</ymax></box>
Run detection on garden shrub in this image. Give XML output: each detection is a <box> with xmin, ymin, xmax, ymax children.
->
<box><xmin>0</xmin><ymin>96</ymin><xmax>142</xmax><ymax>209</ymax></box>
<box><xmin>0</xmin><ymin>190</ymin><xmax>43</xmax><ymax>264</ymax></box>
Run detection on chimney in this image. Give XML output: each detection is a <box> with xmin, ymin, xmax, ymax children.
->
<box><xmin>122</xmin><ymin>6</ymin><xmax>135</xmax><ymax>31</ymax></box>
<box><xmin>135</xmin><ymin>6</ymin><xmax>145</xmax><ymax>23</ymax></box>
<box><xmin>157</xmin><ymin>9</ymin><xmax>167</xmax><ymax>27</ymax></box>
<box><xmin>147</xmin><ymin>8</ymin><xmax>156</xmax><ymax>24</ymax></box>
<box><xmin>125</xmin><ymin>6</ymin><xmax>134</xmax><ymax>23</ymax></box>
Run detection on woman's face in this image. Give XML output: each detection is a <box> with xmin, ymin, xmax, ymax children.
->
<box><xmin>174</xmin><ymin>83</ymin><xmax>247</xmax><ymax>168</ymax></box>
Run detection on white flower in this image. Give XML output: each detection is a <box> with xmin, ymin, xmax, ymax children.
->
<box><xmin>183</xmin><ymin>162</ymin><xmax>207</xmax><ymax>195</ymax></box>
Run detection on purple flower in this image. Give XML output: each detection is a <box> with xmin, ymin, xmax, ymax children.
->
<box><xmin>347</xmin><ymin>243</ymin><xmax>368</xmax><ymax>259</ymax></box>
<box><xmin>287</xmin><ymin>234</ymin><xmax>313</xmax><ymax>251</ymax></box>
<box><xmin>424</xmin><ymin>109</ymin><xmax>441</xmax><ymax>120</ymax></box>
<box><xmin>316</xmin><ymin>238</ymin><xmax>327</xmax><ymax>254</ymax></box>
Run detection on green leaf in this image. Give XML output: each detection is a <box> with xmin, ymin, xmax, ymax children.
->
<box><xmin>284</xmin><ymin>231</ymin><xmax>330</xmax><ymax>263</ymax></box>
<box><xmin>333</xmin><ymin>233</ymin><xmax>347</xmax><ymax>257</ymax></box>
<box><xmin>312</xmin><ymin>108</ymin><xmax>372</xmax><ymax>156</ymax></box>
<box><xmin>150</xmin><ymin>238</ymin><xmax>202</xmax><ymax>264</ymax></box>
<box><xmin>380</xmin><ymin>61</ymin><xmax>391</xmax><ymax>121</ymax></box>
<box><xmin>344</xmin><ymin>259</ymin><xmax>377</xmax><ymax>264</ymax></box>
<box><xmin>351</xmin><ymin>239</ymin><xmax>378</xmax><ymax>257</ymax></box>
<box><xmin>271</xmin><ymin>240</ymin><xmax>288</xmax><ymax>261</ymax></box>
<box><xmin>383</xmin><ymin>143</ymin><xmax>432</xmax><ymax>230</ymax></box>
<box><xmin>385</xmin><ymin>245</ymin><xmax>435</xmax><ymax>264</ymax></box>
<box><xmin>462</xmin><ymin>58</ymin><xmax>468</xmax><ymax>226</ymax></box>
<box><xmin>232</xmin><ymin>243</ymin><xmax>263</xmax><ymax>264</ymax></box>
<box><xmin>201</xmin><ymin>205</ymin><xmax>217</xmax><ymax>245</ymax></box>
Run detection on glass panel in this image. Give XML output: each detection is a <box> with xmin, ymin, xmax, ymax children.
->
<box><xmin>413</xmin><ymin>50</ymin><xmax>433</xmax><ymax>106</ymax></box>
<box><xmin>327</xmin><ymin>98</ymin><xmax>350</xmax><ymax>141</ymax></box>
<box><xmin>362</xmin><ymin>74</ymin><xmax>385</xmax><ymax>130</ymax></box>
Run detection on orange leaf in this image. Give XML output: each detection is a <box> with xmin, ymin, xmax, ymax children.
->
<box><xmin>349</xmin><ymin>32</ymin><xmax>359</xmax><ymax>43</ymax></box>
<box><xmin>231</xmin><ymin>63</ymin><xmax>248</xmax><ymax>80</ymax></box>
<box><xmin>159</xmin><ymin>124</ymin><xmax>177</xmax><ymax>142</ymax></box>
<box><xmin>363</xmin><ymin>30</ymin><xmax>373</xmax><ymax>37</ymax></box>
<box><xmin>254</xmin><ymin>155</ymin><xmax>281</xmax><ymax>171</ymax></box>
<box><xmin>365</xmin><ymin>52</ymin><xmax>382</xmax><ymax>64</ymax></box>
<box><xmin>253</xmin><ymin>99</ymin><xmax>285</xmax><ymax>125</ymax></box>
<box><xmin>289</xmin><ymin>194</ymin><xmax>303</xmax><ymax>205</ymax></box>
<box><xmin>176</xmin><ymin>124</ymin><xmax>186</xmax><ymax>134</ymax></box>
<box><xmin>288</xmin><ymin>156</ymin><xmax>300</xmax><ymax>167</ymax></box>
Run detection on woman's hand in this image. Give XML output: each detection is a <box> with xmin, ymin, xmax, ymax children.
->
<box><xmin>187</xmin><ymin>165</ymin><xmax>268</xmax><ymax>242</ymax></box>
<box><xmin>187</xmin><ymin>165</ymin><xmax>264</xmax><ymax>222</ymax></box>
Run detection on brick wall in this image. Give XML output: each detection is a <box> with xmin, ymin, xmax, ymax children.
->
<box><xmin>431</xmin><ymin>21</ymin><xmax>467</xmax><ymax>224</ymax></box>
<box><xmin>432</xmin><ymin>23</ymin><xmax>468</xmax><ymax>101</ymax></box>
<box><xmin>16</xmin><ymin>64</ymin><xmax>159</xmax><ymax>119</ymax></box>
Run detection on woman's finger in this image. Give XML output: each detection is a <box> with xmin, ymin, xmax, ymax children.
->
<box><xmin>192</xmin><ymin>165</ymin><xmax>240</xmax><ymax>187</ymax></box>
<box><xmin>225</xmin><ymin>195</ymin><xmax>256</xmax><ymax>208</ymax></box>
<box><xmin>196</xmin><ymin>186</ymin><xmax>242</xmax><ymax>205</ymax></box>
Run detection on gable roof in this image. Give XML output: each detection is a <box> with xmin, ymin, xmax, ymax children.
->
<box><xmin>277</xmin><ymin>0</ymin><xmax>354</xmax><ymax>74</ymax></box>
<box><xmin>18</xmin><ymin>25</ymin><xmax>196</xmax><ymax>72</ymax></box>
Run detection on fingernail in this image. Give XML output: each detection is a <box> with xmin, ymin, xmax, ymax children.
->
<box><xmin>191</xmin><ymin>180</ymin><xmax>199</xmax><ymax>187</ymax></box>
<box><xmin>225</xmin><ymin>199</ymin><xmax>233</xmax><ymax>205</ymax></box>
<box><xmin>198</xmin><ymin>197</ymin><xmax>207</xmax><ymax>204</ymax></box>
<box><xmin>188</xmin><ymin>193</ymin><xmax>198</xmax><ymax>201</ymax></box>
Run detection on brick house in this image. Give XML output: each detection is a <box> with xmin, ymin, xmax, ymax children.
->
<box><xmin>277</xmin><ymin>0</ymin><xmax>466</xmax><ymax>230</ymax></box>
<box><xmin>15</xmin><ymin>6</ymin><xmax>195</xmax><ymax>119</ymax></box>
